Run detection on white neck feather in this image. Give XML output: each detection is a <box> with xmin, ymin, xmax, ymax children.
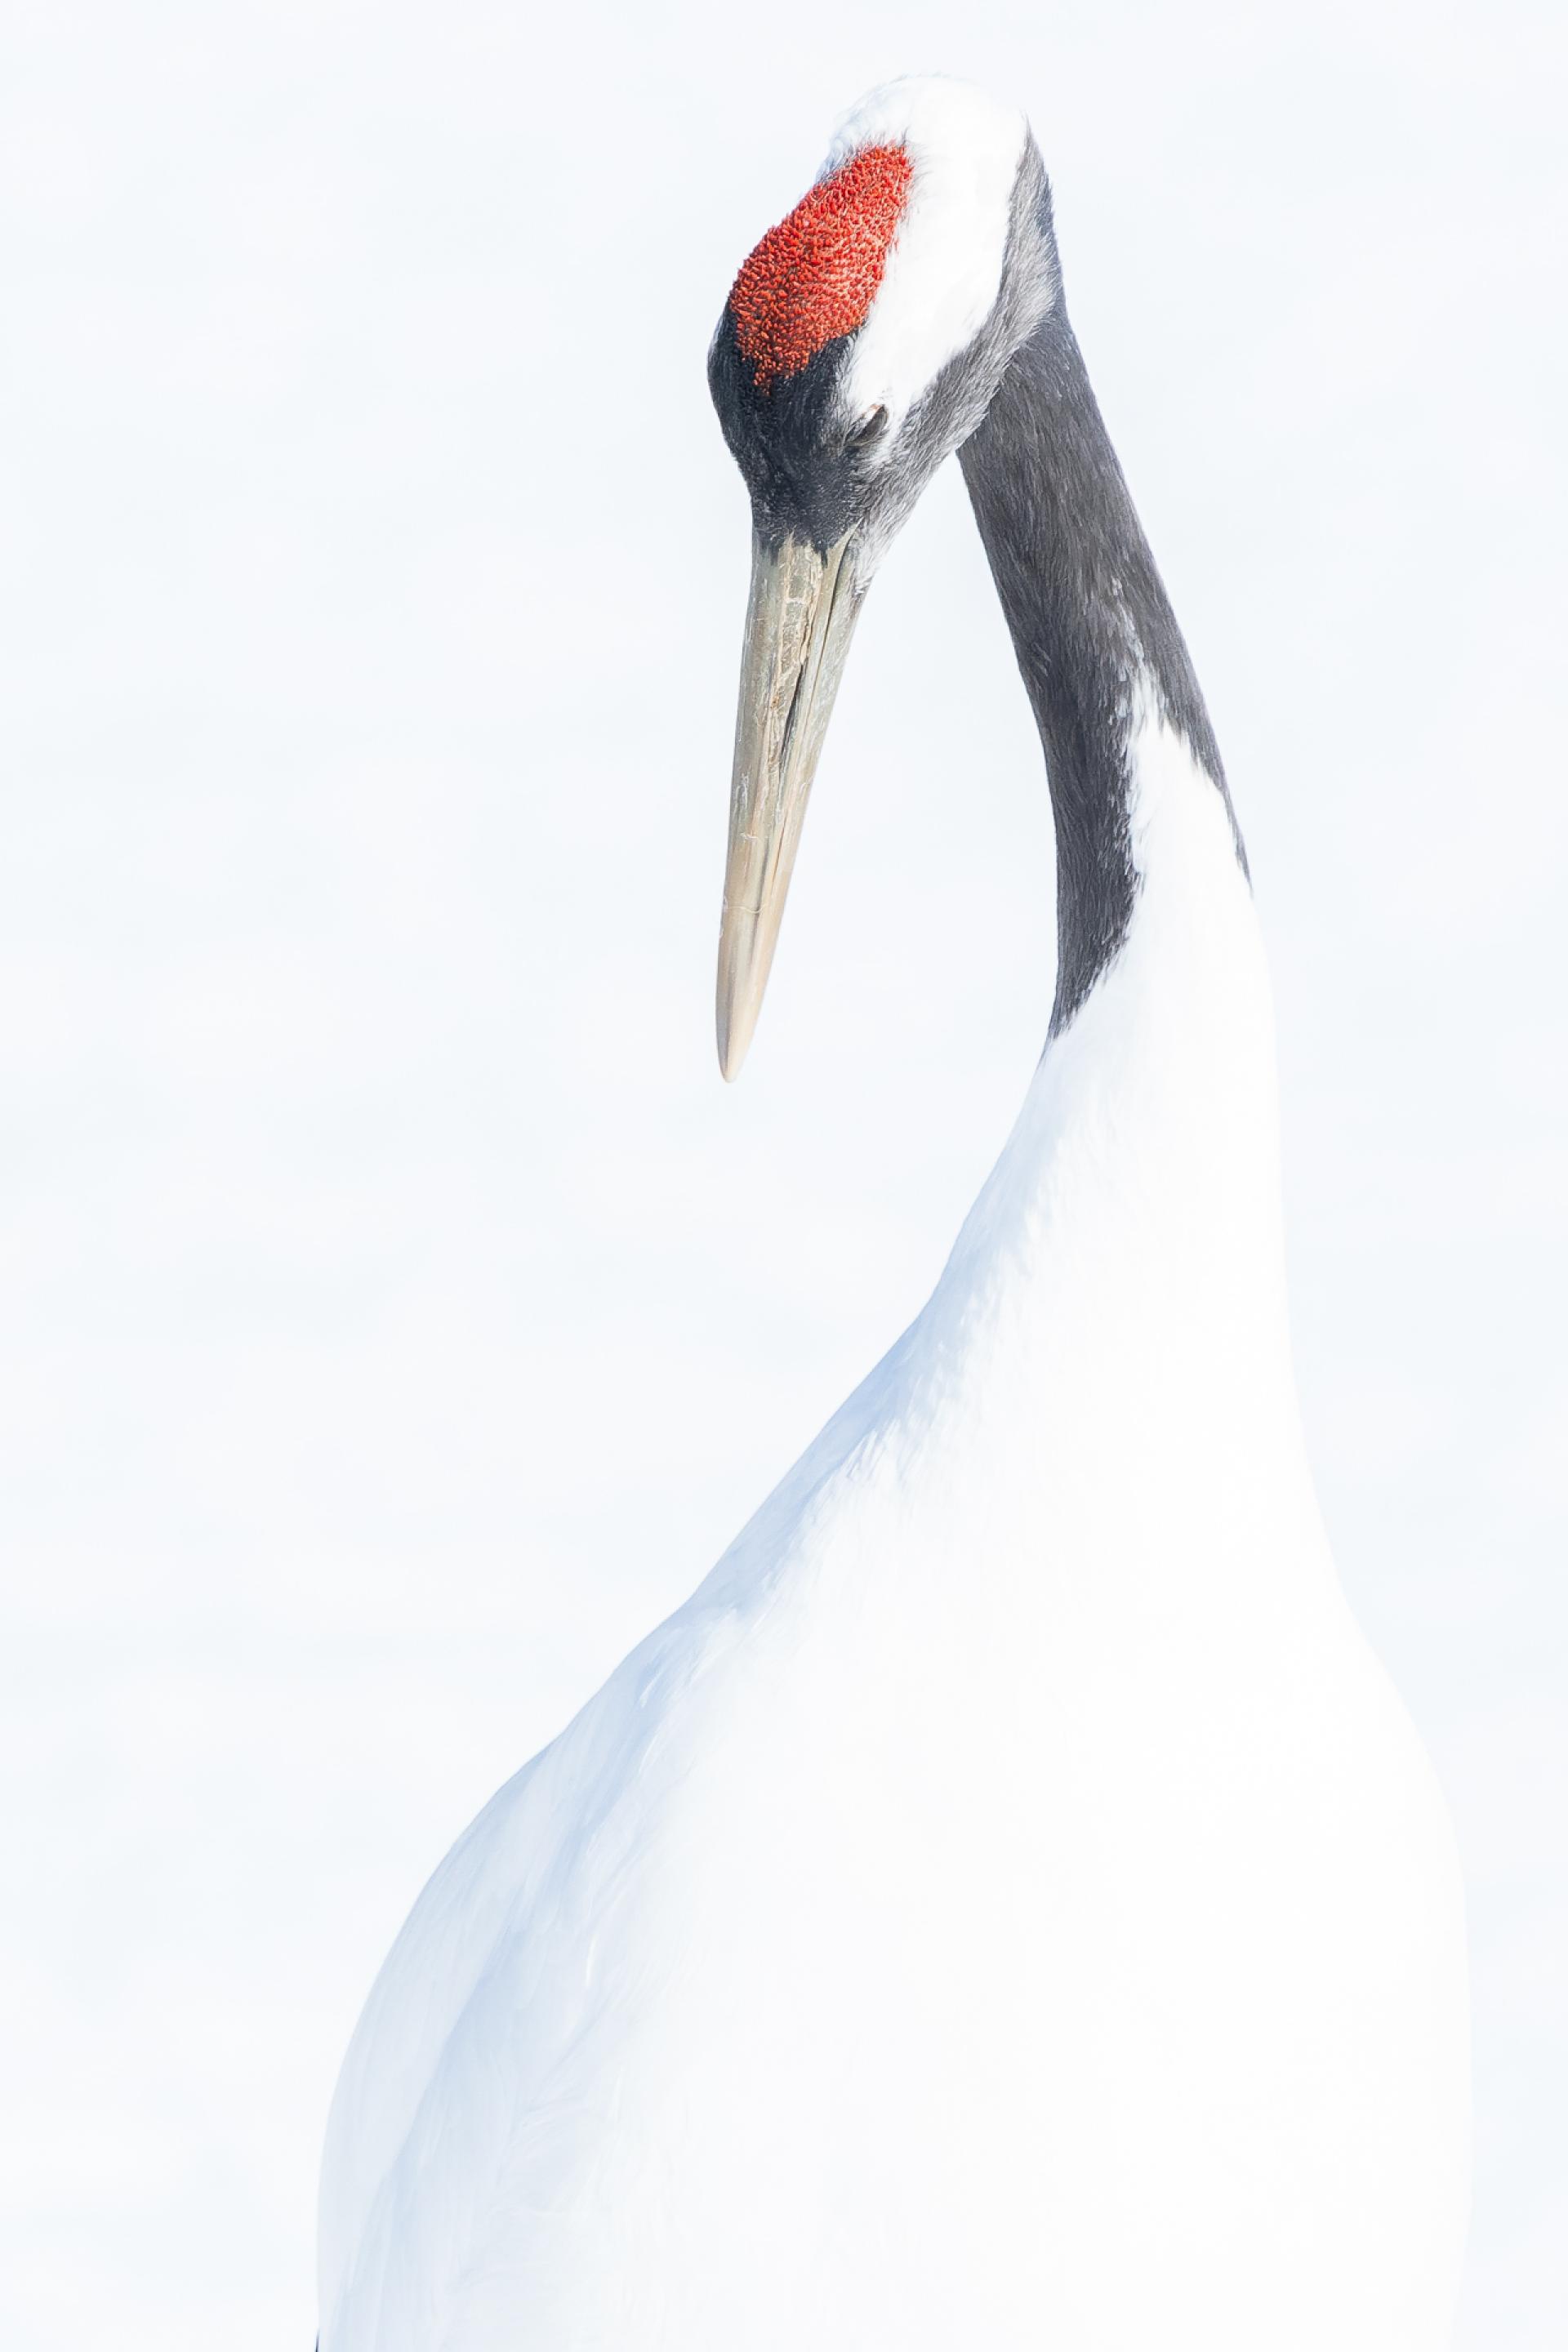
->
<box><xmin>952</xmin><ymin>705</ymin><xmax>1278</xmax><ymax>1303</ymax></box>
<box><xmin>932</xmin><ymin>700</ymin><xmax>1292</xmax><ymax>1415</ymax></box>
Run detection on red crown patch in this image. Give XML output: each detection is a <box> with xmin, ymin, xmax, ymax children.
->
<box><xmin>728</xmin><ymin>144</ymin><xmax>914</xmax><ymax>394</ymax></box>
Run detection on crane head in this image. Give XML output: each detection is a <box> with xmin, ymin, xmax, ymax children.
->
<box><xmin>708</xmin><ymin>77</ymin><xmax>1055</xmax><ymax>1078</ymax></box>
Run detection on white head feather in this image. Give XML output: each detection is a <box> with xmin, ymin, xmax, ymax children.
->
<box><xmin>823</xmin><ymin>78</ymin><xmax>1034</xmax><ymax>433</ymax></box>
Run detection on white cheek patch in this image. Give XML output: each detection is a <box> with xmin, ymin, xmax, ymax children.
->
<box><xmin>822</xmin><ymin>78</ymin><xmax>1031</xmax><ymax>430</ymax></box>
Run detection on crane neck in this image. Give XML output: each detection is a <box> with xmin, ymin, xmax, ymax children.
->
<box><xmin>929</xmin><ymin>301</ymin><xmax>1290</xmax><ymax>1404</ymax></box>
<box><xmin>958</xmin><ymin>309</ymin><xmax>1245</xmax><ymax>1036</ymax></box>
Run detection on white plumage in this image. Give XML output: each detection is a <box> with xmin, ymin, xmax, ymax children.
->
<box><xmin>318</xmin><ymin>79</ymin><xmax>1469</xmax><ymax>2351</ymax></box>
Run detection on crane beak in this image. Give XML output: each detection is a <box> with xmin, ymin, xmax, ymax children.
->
<box><xmin>716</xmin><ymin>529</ymin><xmax>863</xmax><ymax>1079</ymax></box>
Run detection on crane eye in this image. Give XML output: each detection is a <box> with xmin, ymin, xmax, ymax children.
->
<box><xmin>848</xmin><ymin>404</ymin><xmax>889</xmax><ymax>452</ymax></box>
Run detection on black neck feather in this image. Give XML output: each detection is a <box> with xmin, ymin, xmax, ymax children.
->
<box><xmin>958</xmin><ymin>310</ymin><xmax>1243</xmax><ymax>1033</ymax></box>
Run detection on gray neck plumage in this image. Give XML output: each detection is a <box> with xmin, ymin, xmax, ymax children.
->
<box><xmin>958</xmin><ymin>305</ymin><xmax>1245</xmax><ymax>1035</ymax></box>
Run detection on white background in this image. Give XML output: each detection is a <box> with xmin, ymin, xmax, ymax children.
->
<box><xmin>2</xmin><ymin>1</ymin><xmax>1564</xmax><ymax>2343</ymax></box>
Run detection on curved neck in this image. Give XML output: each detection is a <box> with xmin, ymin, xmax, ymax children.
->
<box><xmin>957</xmin><ymin>310</ymin><xmax>1245</xmax><ymax>1034</ymax></box>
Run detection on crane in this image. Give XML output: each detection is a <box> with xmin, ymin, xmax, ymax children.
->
<box><xmin>317</xmin><ymin>75</ymin><xmax>1469</xmax><ymax>2350</ymax></box>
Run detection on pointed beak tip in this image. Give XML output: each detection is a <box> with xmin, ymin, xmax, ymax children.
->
<box><xmin>715</xmin><ymin>1012</ymin><xmax>748</xmax><ymax>1083</ymax></box>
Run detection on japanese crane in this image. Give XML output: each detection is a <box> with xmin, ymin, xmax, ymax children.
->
<box><xmin>318</xmin><ymin>74</ymin><xmax>1469</xmax><ymax>2351</ymax></box>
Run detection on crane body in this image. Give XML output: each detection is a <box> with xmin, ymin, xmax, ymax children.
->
<box><xmin>318</xmin><ymin>77</ymin><xmax>1469</xmax><ymax>2350</ymax></box>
